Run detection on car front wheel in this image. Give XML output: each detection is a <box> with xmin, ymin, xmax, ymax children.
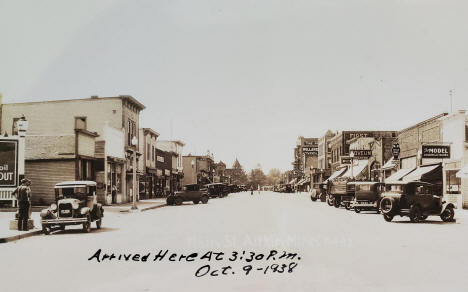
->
<box><xmin>83</xmin><ymin>215</ymin><xmax>91</xmax><ymax>233</ymax></box>
<box><xmin>42</xmin><ymin>225</ymin><xmax>51</xmax><ymax>235</ymax></box>
<box><xmin>96</xmin><ymin>217</ymin><xmax>102</xmax><ymax>229</ymax></box>
<box><xmin>383</xmin><ymin>214</ymin><xmax>393</xmax><ymax>222</ymax></box>
<box><xmin>440</xmin><ymin>206</ymin><xmax>455</xmax><ymax>222</ymax></box>
<box><xmin>201</xmin><ymin>196</ymin><xmax>209</xmax><ymax>204</ymax></box>
<box><xmin>193</xmin><ymin>200</ymin><xmax>200</xmax><ymax>204</ymax></box>
<box><xmin>354</xmin><ymin>207</ymin><xmax>361</xmax><ymax>213</ymax></box>
<box><xmin>409</xmin><ymin>205</ymin><xmax>423</xmax><ymax>223</ymax></box>
<box><xmin>174</xmin><ymin>197</ymin><xmax>183</xmax><ymax>206</ymax></box>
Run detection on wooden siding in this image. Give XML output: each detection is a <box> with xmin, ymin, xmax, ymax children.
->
<box><xmin>25</xmin><ymin>160</ymin><xmax>75</xmax><ymax>205</ymax></box>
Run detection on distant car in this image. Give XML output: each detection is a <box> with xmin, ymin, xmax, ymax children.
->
<box><xmin>40</xmin><ymin>181</ymin><xmax>104</xmax><ymax>235</ymax></box>
<box><xmin>380</xmin><ymin>181</ymin><xmax>455</xmax><ymax>223</ymax></box>
<box><xmin>350</xmin><ymin>182</ymin><xmax>385</xmax><ymax>213</ymax></box>
<box><xmin>167</xmin><ymin>184</ymin><xmax>209</xmax><ymax>205</ymax></box>
<box><xmin>205</xmin><ymin>183</ymin><xmax>228</xmax><ymax>198</ymax></box>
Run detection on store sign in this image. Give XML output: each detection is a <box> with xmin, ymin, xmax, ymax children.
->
<box><xmin>165</xmin><ymin>169</ymin><xmax>171</xmax><ymax>176</ymax></box>
<box><xmin>392</xmin><ymin>143</ymin><xmax>400</xmax><ymax>159</ymax></box>
<box><xmin>304</xmin><ymin>140</ymin><xmax>317</xmax><ymax>146</ymax></box>
<box><xmin>422</xmin><ymin>145</ymin><xmax>450</xmax><ymax>159</ymax></box>
<box><xmin>303</xmin><ymin>146</ymin><xmax>318</xmax><ymax>156</ymax></box>
<box><xmin>351</xmin><ymin>150</ymin><xmax>372</xmax><ymax>158</ymax></box>
<box><xmin>341</xmin><ymin>156</ymin><xmax>351</xmax><ymax>164</ymax></box>
<box><xmin>0</xmin><ymin>139</ymin><xmax>18</xmax><ymax>187</ymax></box>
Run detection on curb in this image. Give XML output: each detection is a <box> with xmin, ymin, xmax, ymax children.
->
<box><xmin>0</xmin><ymin>229</ymin><xmax>42</xmax><ymax>244</ymax></box>
<box><xmin>118</xmin><ymin>203</ymin><xmax>167</xmax><ymax>213</ymax></box>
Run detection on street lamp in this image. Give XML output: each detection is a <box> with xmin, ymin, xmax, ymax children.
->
<box><xmin>131</xmin><ymin>136</ymin><xmax>138</xmax><ymax>210</ymax></box>
<box><xmin>350</xmin><ymin>151</ymin><xmax>355</xmax><ymax>179</ymax></box>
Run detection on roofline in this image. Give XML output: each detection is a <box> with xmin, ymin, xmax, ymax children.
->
<box><xmin>157</xmin><ymin>140</ymin><xmax>185</xmax><ymax>146</ymax></box>
<box><xmin>142</xmin><ymin>128</ymin><xmax>160</xmax><ymax>138</ymax></box>
<box><xmin>2</xmin><ymin>95</ymin><xmax>146</xmax><ymax>110</ymax></box>
<box><xmin>400</xmin><ymin>113</ymin><xmax>448</xmax><ymax>133</ymax></box>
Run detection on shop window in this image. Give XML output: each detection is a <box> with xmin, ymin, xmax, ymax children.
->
<box><xmin>446</xmin><ymin>170</ymin><xmax>461</xmax><ymax>194</ymax></box>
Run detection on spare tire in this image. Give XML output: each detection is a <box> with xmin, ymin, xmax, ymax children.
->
<box><xmin>380</xmin><ymin>197</ymin><xmax>396</xmax><ymax>214</ymax></box>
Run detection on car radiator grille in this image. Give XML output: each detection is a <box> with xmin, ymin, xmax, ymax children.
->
<box><xmin>58</xmin><ymin>203</ymin><xmax>73</xmax><ymax>218</ymax></box>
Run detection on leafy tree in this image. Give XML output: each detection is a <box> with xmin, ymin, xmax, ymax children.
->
<box><xmin>266</xmin><ymin>168</ymin><xmax>282</xmax><ymax>186</ymax></box>
<box><xmin>248</xmin><ymin>168</ymin><xmax>267</xmax><ymax>189</ymax></box>
<box><xmin>229</xmin><ymin>158</ymin><xmax>248</xmax><ymax>185</ymax></box>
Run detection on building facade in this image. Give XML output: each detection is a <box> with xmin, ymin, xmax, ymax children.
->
<box><xmin>156</xmin><ymin>140</ymin><xmax>185</xmax><ymax>191</ymax></box>
<box><xmin>0</xmin><ymin>95</ymin><xmax>145</xmax><ymax>205</ymax></box>
<box><xmin>138</xmin><ymin>128</ymin><xmax>159</xmax><ymax>199</ymax></box>
<box><xmin>182</xmin><ymin>155</ymin><xmax>215</xmax><ymax>186</ymax></box>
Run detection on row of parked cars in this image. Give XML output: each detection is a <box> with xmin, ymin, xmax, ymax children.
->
<box><xmin>311</xmin><ymin>179</ymin><xmax>456</xmax><ymax>223</ymax></box>
<box><xmin>166</xmin><ymin>183</ymin><xmax>245</xmax><ymax>206</ymax></box>
<box><xmin>39</xmin><ymin>180</ymin><xmax>248</xmax><ymax>235</ymax></box>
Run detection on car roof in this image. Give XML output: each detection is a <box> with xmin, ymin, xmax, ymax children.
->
<box><xmin>55</xmin><ymin>181</ymin><xmax>97</xmax><ymax>187</ymax></box>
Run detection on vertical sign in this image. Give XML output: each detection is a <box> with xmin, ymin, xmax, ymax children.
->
<box><xmin>0</xmin><ymin>139</ymin><xmax>19</xmax><ymax>187</ymax></box>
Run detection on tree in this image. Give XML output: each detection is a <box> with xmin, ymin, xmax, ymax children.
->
<box><xmin>229</xmin><ymin>158</ymin><xmax>248</xmax><ymax>185</ymax></box>
<box><xmin>266</xmin><ymin>168</ymin><xmax>282</xmax><ymax>186</ymax></box>
<box><xmin>248</xmin><ymin>168</ymin><xmax>267</xmax><ymax>188</ymax></box>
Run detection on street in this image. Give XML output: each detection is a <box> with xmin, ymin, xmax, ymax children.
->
<box><xmin>1</xmin><ymin>191</ymin><xmax>468</xmax><ymax>292</ymax></box>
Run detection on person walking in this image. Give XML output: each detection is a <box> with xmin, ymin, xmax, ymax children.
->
<box><xmin>250</xmin><ymin>188</ymin><xmax>254</xmax><ymax>196</ymax></box>
<box><xmin>12</xmin><ymin>178</ymin><xmax>32</xmax><ymax>231</ymax></box>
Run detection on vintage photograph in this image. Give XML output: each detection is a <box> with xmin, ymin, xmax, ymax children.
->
<box><xmin>1</xmin><ymin>1</ymin><xmax>468</xmax><ymax>291</ymax></box>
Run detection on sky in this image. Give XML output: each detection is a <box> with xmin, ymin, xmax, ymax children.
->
<box><xmin>1</xmin><ymin>0</ymin><xmax>468</xmax><ymax>172</ymax></box>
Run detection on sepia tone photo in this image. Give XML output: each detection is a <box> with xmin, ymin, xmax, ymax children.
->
<box><xmin>1</xmin><ymin>1</ymin><xmax>468</xmax><ymax>291</ymax></box>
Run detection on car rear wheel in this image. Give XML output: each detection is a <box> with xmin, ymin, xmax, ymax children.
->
<box><xmin>201</xmin><ymin>196</ymin><xmax>209</xmax><ymax>204</ymax></box>
<box><xmin>83</xmin><ymin>215</ymin><xmax>91</xmax><ymax>233</ymax></box>
<box><xmin>193</xmin><ymin>200</ymin><xmax>199</xmax><ymax>204</ymax></box>
<box><xmin>440</xmin><ymin>206</ymin><xmax>455</xmax><ymax>222</ymax></box>
<box><xmin>354</xmin><ymin>207</ymin><xmax>361</xmax><ymax>213</ymax></box>
<box><xmin>311</xmin><ymin>196</ymin><xmax>317</xmax><ymax>202</ymax></box>
<box><xmin>174</xmin><ymin>197</ymin><xmax>183</xmax><ymax>206</ymax></box>
<box><xmin>333</xmin><ymin>198</ymin><xmax>340</xmax><ymax>208</ymax></box>
<box><xmin>96</xmin><ymin>217</ymin><xmax>102</xmax><ymax>229</ymax></box>
<box><xmin>344</xmin><ymin>203</ymin><xmax>351</xmax><ymax>210</ymax></box>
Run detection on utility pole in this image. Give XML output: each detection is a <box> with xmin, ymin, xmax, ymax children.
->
<box><xmin>449</xmin><ymin>89</ymin><xmax>454</xmax><ymax>113</ymax></box>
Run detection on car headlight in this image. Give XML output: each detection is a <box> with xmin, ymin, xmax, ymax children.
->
<box><xmin>50</xmin><ymin>203</ymin><xmax>57</xmax><ymax>211</ymax></box>
<box><xmin>72</xmin><ymin>201</ymin><xmax>79</xmax><ymax>209</ymax></box>
<box><xmin>80</xmin><ymin>207</ymin><xmax>90</xmax><ymax>215</ymax></box>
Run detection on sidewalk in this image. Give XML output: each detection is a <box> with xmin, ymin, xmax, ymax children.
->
<box><xmin>0</xmin><ymin>212</ymin><xmax>42</xmax><ymax>243</ymax></box>
<box><xmin>103</xmin><ymin>198</ymin><xmax>167</xmax><ymax>213</ymax></box>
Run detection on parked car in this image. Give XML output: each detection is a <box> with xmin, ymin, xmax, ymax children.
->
<box><xmin>167</xmin><ymin>184</ymin><xmax>209</xmax><ymax>205</ymax></box>
<box><xmin>40</xmin><ymin>181</ymin><xmax>104</xmax><ymax>235</ymax></box>
<box><xmin>379</xmin><ymin>181</ymin><xmax>455</xmax><ymax>222</ymax></box>
<box><xmin>205</xmin><ymin>183</ymin><xmax>228</xmax><ymax>198</ymax></box>
<box><xmin>328</xmin><ymin>178</ymin><xmax>354</xmax><ymax>209</ymax></box>
<box><xmin>350</xmin><ymin>182</ymin><xmax>385</xmax><ymax>213</ymax></box>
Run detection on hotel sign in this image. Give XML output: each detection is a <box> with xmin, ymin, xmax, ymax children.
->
<box><xmin>422</xmin><ymin>145</ymin><xmax>450</xmax><ymax>159</ymax></box>
<box><xmin>0</xmin><ymin>139</ymin><xmax>19</xmax><ymax>187</ymax></box>
<box><xmin>303</xmin><ymin>146</ymin><xmax>318</xmax><ymax>156</ymax></box>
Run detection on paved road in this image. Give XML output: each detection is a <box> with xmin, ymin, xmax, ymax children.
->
<box><xmin>1</xmin><ymin>191</ymin><xmax>468</xmax><ymax>292</ymax></box>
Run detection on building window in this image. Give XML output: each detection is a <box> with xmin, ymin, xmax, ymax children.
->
<box><xmin>152</xmin><ymin>146</ymin><xmax>155</xmax><ymax>161</ymax></box>
<box><xmin>12</xmin><ymin>118</ymin><xmax>19</xmax><ymax>135</ymax></box>
<box><xmin>127</xmin><ymin>119</ymin><xmax>136</xmax><ymax>146</ymax></box>
<box><xmin>75</xmin><ymin>117</ymin><xmax>87</xmax><ymax>130</ymax></box>
<box><xmin>147</xmin><ymin>143</ymin><xmax>150</xmax><ymax>161</ymax></box>
<box><xmin>446</xmin><ymin>170</ymin><xmax>461</xmax><ymax>194</ymax></box>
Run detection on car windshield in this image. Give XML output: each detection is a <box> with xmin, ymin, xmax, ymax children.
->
<box><xmin>386</xmin><ymin>184</ymin><xmax>404</xmax><ymax>193</ymax></box>
<box><xmin>56</xmin><ymin>187</ymin><xmax>87</xmax><ymax>199</ymax></box>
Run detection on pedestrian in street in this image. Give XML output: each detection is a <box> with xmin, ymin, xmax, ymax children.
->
<box><xmin>111</xmin><ymin>185</ymin><xmax>117</xmax><ymax>204</ymax></box>
<box><xmin>251</xmin><ymin>188</ymin><xmax>253</xmax><ymax>195</ymax></box>
<box><xmin>12</xmin><ymin>178</ymin><xmax>31</xmax><ymax>231</ymax></box>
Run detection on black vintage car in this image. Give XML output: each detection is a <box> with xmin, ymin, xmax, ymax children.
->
<box><xmin>380</xmin><ymin>181</ymin><xmax>455</xmax><ymax>222</ymax></box>
<box><xmin>350</xmin><ymin>182</ymin><xmax>385</xmax><ymax>213</ymax></box>
<box><xmin>205</xmin><ymin>183</ymin><xmax>229</xmax><ymax>198</ymax></box>
<box><xmin>40</xmin><ymin>181</ymin><xmax>104</xmax><ymax>235</ymax></box>
<box><xmin>328</xmin><ymin>178</ymin><xmax>355</xmax><ymax>209</ymax></box>
<box><xmin>167</xmin><ymin>184</ymin><xmax>209</xmax><ymax>205</ymax></box>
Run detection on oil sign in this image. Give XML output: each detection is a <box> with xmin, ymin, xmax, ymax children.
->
<box><xmin>0</xmin><ymin>139</ymin><xmax>18</xmax><ymax>187</ymax></box>
<box><xmin>422</xmin><ymin>145</ymin><xmax>450</xmax><ymax>159</ymax></box>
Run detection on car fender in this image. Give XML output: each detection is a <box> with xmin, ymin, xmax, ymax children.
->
<box><xmin>442</xmin><ymin>202</ymin><xmax>455</xmax><ymax>212</ymax></box>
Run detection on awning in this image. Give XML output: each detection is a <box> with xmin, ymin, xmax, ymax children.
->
<box><xmin>296</xmin><ymin>178</ymin><xmax>306</xmax><ymax>186</ymax></box>
<box><xmin>323</xmin><ymin>167</ymin><xmax>347</xmax><ymax>184</ymax></box>
<box><xmin>288</xmin><ymin>178</ymin><xmax>297</xmax><ymax>185</ymax></box>
<box><xmin>382</xmin><ymin>157</ymin><xmax>398</xmax><ymax>170</ymax></box>
<box><xmin>341</xmin><ymin>159</ymin><xmax>368</xmax><ymax>179</ymax></box>
<box><xmin>456</xmin><ymin>165</ymin><xmax>468</xmax><ymax>178</ymax></box>
<box><xmin>402</xmin><ymin>164</ymin><xmax>442</xmax><ymax>182</ymax></box>
<box><xmin>385</xmin><ymin>168</ymin><xmax>415</xmax><ymax>182</ymax></box>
